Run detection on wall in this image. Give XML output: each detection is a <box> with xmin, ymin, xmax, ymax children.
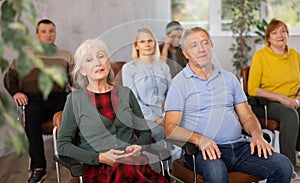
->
<box><xmin>33</xmin><ymin>0</ymin><xmax>172</xmax><ymax>61</ymax></box>
<box><xmin>1</xmin><ymin>0</ymin><xmax>300</xmax><ymax>156</ymax></box>
<box><xmin>0</xmin><ymin>0</ymin><xmax>172</xmax><ymax>156</ymax></box>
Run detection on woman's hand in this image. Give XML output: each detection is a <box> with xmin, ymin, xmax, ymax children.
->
<box><xmin>277</xmin><ymin>94</ymin><xmax>298</xmax><ymax>109</ymax></box>
<box><xmin>161</xmin><ymin>35</ymin><xmax>171</xmax><ymax>61</ymax></box>
<box><xmin>98</xmin><ymin>149</ymin><xmax>125</xmax><ymax>166</ymax></box>
<box><xmin>163</xmin><ymin>35</ymin><xmax>172</xmax><ymax>47</ymax></box>
<box><xmin>125</xmin><ymin>145</ymin><xmax>142</xmax><ymax>157</ymax></box>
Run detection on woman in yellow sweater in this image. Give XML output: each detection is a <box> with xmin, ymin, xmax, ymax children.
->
<box><xmin>248</xmin><ymin>19</ymin><xmax>300</xmax><ymax>168</ymax></box>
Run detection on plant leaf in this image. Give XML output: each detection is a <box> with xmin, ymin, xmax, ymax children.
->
<box><xmin>38</xmin><ymin>72</ymin><xmax>53</xmax><ymax>99</ymax></box>
<box><xmin>45</xmin><ymin>65</ymin><xmax>68</xmax><ymax>87</ymax></box>
<box><xmin>15</xmin><ymin>52</ymin><xmax>32</xmax><ymax>79</ymax></box>
<box><xmin>0</xmin><ymin>1</ymin><xmax>16</xmax><ymax>23</ymax></box>
<box><xmin>22</xmin><ymin>1</ymin><xmax>37</xmax><ymax>23</ymax></box>
<box><xmin>40</xmin><ymin>43</ymin><xmax>56</xmax><ymax>56</ymax></box>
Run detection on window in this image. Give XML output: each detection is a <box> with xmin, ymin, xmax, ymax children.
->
<box><xmin>172</xmin><ymin>0</ymin><xmax>209</xmax><ymax>29</ymax></box>
<box><xmin>263</xmin><ymin>0</ymin><xmax>300</xmax><ymax>32</ymax></box>
<box><xmin>221</xmin><ymin>0</ymin><xmax>233</xmax><ymax>31</ymax></box>
<box><xmin>172</xmin><ymin>0</ymin><xmax>300</xmax><ymax>35</ymax></box>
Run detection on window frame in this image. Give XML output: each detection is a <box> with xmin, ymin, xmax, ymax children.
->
<box><xmin>172</xmin><ymin>0</ymin><xmax>300</xmax><ymax>36</ymax></box>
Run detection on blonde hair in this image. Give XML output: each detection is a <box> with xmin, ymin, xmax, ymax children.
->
<box><xmin>132</xmin><ymin>28</ymin><xmax>160</xmax><ymax>60</ymax></box>
<box><xmin>72</xmin><ymin>39</ymin><xmax>115</xmax><ymax>88</ymax></box>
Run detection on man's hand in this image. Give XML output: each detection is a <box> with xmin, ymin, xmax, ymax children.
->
<box><xmin>13</xmin><ymin>92</ymin><xmax>28</xmax><ymax>106</ymax></box>
<box><xmin>198</xmin><ymin>136</ymin><xmax>221</xmax><ymax>160</ymax></box>
<box><xmin>250</xmin><ymin>134</ymin><xmax>275</xmax><ymax>159</ymax></box>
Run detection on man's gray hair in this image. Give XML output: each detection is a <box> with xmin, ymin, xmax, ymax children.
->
<box><xmin>181</xmin><ymin>27</ymin><xmax>212</xmax><ymax>50</ymax></box>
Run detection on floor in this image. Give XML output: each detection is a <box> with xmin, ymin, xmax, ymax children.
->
<box><xmin>0</xmin><ymin>138</ymin><xmax>75</xmax><ymax>183</ymax></box>
<box><xmin>1</xmin><ymin>134</ymin><xmax>300</xmax><ymax>183</ymax></box>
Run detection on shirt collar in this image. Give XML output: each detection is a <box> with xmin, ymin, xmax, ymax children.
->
<box><xmin>183</xmin><ymin>63</ymin><xmax>221</xmax><ymax>80</ymax></box>
<box><xmin>265</xmin><ymin>44</ymin><xmax>291</xmax><ymax>59</ymax></box>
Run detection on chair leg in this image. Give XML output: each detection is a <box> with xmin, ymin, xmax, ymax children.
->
<box><xmin>159</xmin><ymin>161</ymin><xmax>165</xmax><ymax>176</ymax></box>
<box><xmin>79</xmin><ymin>176</ymin><xmax>83</xmax><ymax>183</ymax></box>
<box><xmin>192</xmin><ymin>155</ymin><xmax>197</xmax><ymax>183</ymax></box>
<box><xmin>165</xmin><ymin>159</ymin><xmax>186</xmax><ymax>183</ymax></box>
<box><xmin>171</xmin><ymin>179</ymin><xmax>177</xmax><ymax>183</ymax></box>
<box><xmin>55</xmin><ymin>161</ymin><xmax>61</xmax><ymax>183</ymax></box>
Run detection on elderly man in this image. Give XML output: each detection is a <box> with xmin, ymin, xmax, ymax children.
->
<box><xmin>164</xmin><ymin>27</ymin><xmax>293</xmax><ymax>182</ymax></box>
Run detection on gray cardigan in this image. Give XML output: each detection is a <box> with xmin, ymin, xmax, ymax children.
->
<box><xmin>57</xmin><ymin>85</ymin><xmax>152</xmax><ymax>165</ymax></box>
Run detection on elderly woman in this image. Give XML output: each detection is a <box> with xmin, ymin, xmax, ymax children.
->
<box><xmin>57</xmin><ymin>39</ymin><xmax>167</xmax><ymax>183</ymax></box>
<box><xmin>248</xmin><ymin>18</ymin><xmax>300</xmax><ymax>180</ymax></box>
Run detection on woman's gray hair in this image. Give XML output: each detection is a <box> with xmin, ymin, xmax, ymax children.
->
<box><xmin>72</xmin><ymin>39</ymin><xmax>115</xmax><ymax>88</ymax></box>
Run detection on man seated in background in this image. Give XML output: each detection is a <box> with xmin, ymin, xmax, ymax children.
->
<box><xmin>4</xmin><ymin>19</ymin><xmax>73</xmax><ymax>183</ymax></box>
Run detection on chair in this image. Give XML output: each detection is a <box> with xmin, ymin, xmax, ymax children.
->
<box><xmin>111</xmin><ymin>61</ymin><xmax>126</xmax><ymax>85</ymax></box>
<box><xmin>165</xmin><ymin>140</ymin><xmax>262</xmax><ymax>183</ymax></box>
<box><xmin>52</xmin><ymin>111</ymin><xmax>171</xmax><ymax>183</ymax></box>
<box><xmin>52</xmin><ymin>111</ymin><xmax>84</xmax><ymax>183</ymax></box>
<box><xmin>240</xmin><ymin>66</ymin><xmax>280</xmax><ymax>146</ymax></box>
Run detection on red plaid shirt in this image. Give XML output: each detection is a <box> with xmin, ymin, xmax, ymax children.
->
<box><xmin>86</xmin><ymin>87</ymin><xmax>118</xmax><ymax>122</ymax></box>
<box><xmin>84</xmin><ymin>87</ymin><xmax>167</xmax><ymax>182</ymax></box>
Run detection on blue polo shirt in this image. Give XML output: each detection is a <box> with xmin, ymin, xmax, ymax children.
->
<box><xmin>165</xmin><ymin>64</ymin><xmax>247</xmax><ymax>144</ymax></box>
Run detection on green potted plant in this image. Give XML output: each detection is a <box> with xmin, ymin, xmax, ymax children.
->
<box><xmin>229</xmin><ymin>0</ymin><xmax>265</xmax><ymax>76</ymax></box>
<box><xmin>0</xmin><ymin>0</ymin><xmax>66</xmax><ymax>154</ymax></box>
<box><xmin>254</xmin><ymin>19</ymin><xmax>268</xmax><ymax>50</ymax></box>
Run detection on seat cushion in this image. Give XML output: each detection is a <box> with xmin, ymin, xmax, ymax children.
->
<box><xmin>41</xmin><ymin>119</ymin><xmax>53</xmax><ymax>135</ymax></box>
<box><xmin>258</xmin><ymin>118</ymin><xmax>280</xmax><ymax>131</ymax></box>
<box><xmin>172</xmin><ymin>157</ymin><xmax>262</xmax><ymax>183</ymax></box>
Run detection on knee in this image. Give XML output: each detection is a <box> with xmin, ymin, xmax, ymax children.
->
<box><xmin>279</xmin><ymin>108</ymin><xmax>299</xmax><ymax>128</ymax></box>
<box><xmin>281</xmin><ymin>107</ymin><xmax>299</xmax><ymax>121</ymax></box>
<box><xmin>191</xmin><ymin>157</ymin><xmax>228</xmax><ymax>182</ymax></box>
<box><xmin>202</xmin><ymin>161</ymin><xmax>228</xmax><ymax>182</ymax></box>
<box><xmin>270</xmin><ymin>154</ymin><xmax>293</xmax><ymax>180</ymax></box>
